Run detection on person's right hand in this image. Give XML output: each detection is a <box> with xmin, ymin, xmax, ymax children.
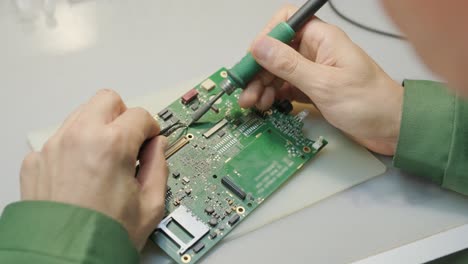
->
<box><xmin>239</xmin><ymin>5</ymin><xmax>404</xmax><ymax>155</ymax></box>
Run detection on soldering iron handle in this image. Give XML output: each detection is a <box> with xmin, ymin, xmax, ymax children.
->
<box><xmin>226</xmin><ymin>0</ymin><xmax>328</xmax><ymax>89</ymax></box>
<box><xmin>227</xmin><ymin>22</ymin><xmax>296</xmax><ymax>88</ymax></box>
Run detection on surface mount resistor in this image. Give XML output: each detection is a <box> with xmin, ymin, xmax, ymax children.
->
<box><xmin>181</xmin><ymin>88</ymin><xmax>198</xmax><ymax>105</ymax></box>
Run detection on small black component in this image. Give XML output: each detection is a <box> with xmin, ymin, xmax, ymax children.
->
<box><xmin>209</xmin><ymin>218</ymin><xmax>218</xmax><ymax>227</ymax></box>
<box><xmin>192</xmin><ymin>242</ymin><xmax>205</xmax><ymax>254</ymax></box>
<box><xmin>172</xmin><ymin>172</ymin><xmax>180</xmax><ymax>179</ymax></box>
<box><xmin>209</xmin><ymin>231</ymin><xmax>217</xmax><ymax>239</ymax></box>
<box><xmin>228</xmin><ymin>214</ymin><xmax>240</xmax><ymax>226</ymax></box>
<box><xmin>276</xmin><ymin>100</ymin><xmax>293</xmax><ymax>114</ymax></box>
<box><xmin>221</xmin><ymin>176</ymin><xmax>246</xmax><ymax>200</ymax></box>
<box><xmin>185</xmin><ymin>189</ymin><xmax>192</xmax><ymax>195</ymax></box>
<box><xmin>233</xmin><ymin>119</ymin><xmax>242</xmax><ymax>126</ymax></box>
<box><xmin>218</xmin><ymin>130</ymin><xmax>226</xmax><ymax>138</ymax></box>
<box><xmin>191</xmin><ymin>104</ymin><xmax>199</xmax><ymax>111</ymax></box>
<box><xmin>161</xmin><ymin>111</ymin><xmax>173</xmax><ymax>121</ymax></box>
<box><xmin>211</xmin><ymin>105</ymin><xmax>219</xmax><ymax>113</ymax></box>
<box><xmin>205</xmin><ymin>206</ymin><xmax>215</xmax><ymax>215</ymax></box>
<box><xmin>158</xmin><ymin>109</ymin><xmax>168</xmax><ymax>117</ymax></box>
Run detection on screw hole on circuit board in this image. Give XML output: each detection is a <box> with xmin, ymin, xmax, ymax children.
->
<box><xmin>220</xmin><ymin>71</ymin><xmax>228</xmax><ymax>78</ymax></box>
<box><xmin>186</xmin><ymin>134</ymin><xmax>194</xmax><ymax>140</ymax></box>
<box><xmin>247</xmin><ymin>203</ymin><xmax>252</xmax><ymax>207</ymax></box>
<box><xmin>303</xmin><ymin>146</ymin><xmax>311</xmax><ymax>153</ymax></box>
<box><xmin>181</xmin><ymin>254</ymin><xmax>191</xmax><ymax>263</ymax></box>
<box><xmin>236</xmin><ymin>206</ymin><xmax>245</xmax><ymax>214</ymax></box>
<box><xmin>213</xmin><ymin>175</ymin><xmax>218</xmax><ymax>179</ymax></box>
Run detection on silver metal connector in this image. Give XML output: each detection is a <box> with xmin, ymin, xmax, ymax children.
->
<box><xmin>219</xmin><ymin>78</ymin><xmax>237</xmax><ymax>95</ymax></box>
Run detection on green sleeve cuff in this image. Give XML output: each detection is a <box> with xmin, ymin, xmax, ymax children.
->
<box><xmin>393</xmin><ymin>80</ymin><xmax>455</xmax><ymax>185</ymax></box>
<box><xmin>0</xmin><ymin>201</ymin><xmax>139</xmax><ymax>264</ymax></box>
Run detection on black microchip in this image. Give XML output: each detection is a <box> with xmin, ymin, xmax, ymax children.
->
<box><xmin>218</xmin><ymin>130</ymin><xmax>226</xmax><ymax>138</ymax></box>
<box><xmin>158</xmin><ymin>109</ymin><xmax>168</xmax><ymax>117</ymax></box>
<box><xmin>161</xmin><ymin>111</ymin><xmax>173</xmax><ymax>121</ymax></box>
<box><xmin>192</xmin><ymin>242</ymin><xmax>205</xmax><ymax>254</ymax></box>
<box><xmin>209</xmin><ymin>231</ymin><xmax>217</xmax><ymax>239</ymax></box>
<box><xmin>228</xmin><ymin>214</ymin><xmax>240</xmax><ymax>226</ymax></box>
<box><xmin>172</xmin><ymin>172</ymin><xmax>180</xmax><ymax>179</ymax></box>
<box><xmin>221</xmin><ymin>176</ymin><xmax>246</xmax><ymax>200</ymax></box>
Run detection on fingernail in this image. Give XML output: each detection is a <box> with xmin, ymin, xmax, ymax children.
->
<box><xmin>252</xmin><ymin>37</ymin><xmax>274</xmax><ymax>61</ymax></box>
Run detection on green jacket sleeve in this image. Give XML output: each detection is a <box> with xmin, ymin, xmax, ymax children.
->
<box><xmin>394</xmin><ymin>80</ymin><xmax>468</xmax><ymax>195</ymax></box>
<box><xmin>0</xmin><ymin>201</ymin><xmax>139</xmax><ymax>264</ymax></box>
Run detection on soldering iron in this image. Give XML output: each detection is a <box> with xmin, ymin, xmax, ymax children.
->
<box><xmin>189</xmin><ymin>0</ymin><xmax>328</xmax><ymax>126</ymax></box>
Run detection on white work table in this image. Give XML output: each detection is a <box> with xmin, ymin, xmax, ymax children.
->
<box><xmin>1</xmin><ymin>0</ymin><xmax>468</xmax><ymax>263</ymax></box>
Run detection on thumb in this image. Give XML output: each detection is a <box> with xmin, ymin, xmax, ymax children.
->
<box><xmin>137</xmin><ymin>136</ymin><xmax>168</xmax><ymax>213</ymax></box>
<box><xmin>251</xmin><ymin>36</ymin><xmax>328</xmax><ymax>94</ymax></box>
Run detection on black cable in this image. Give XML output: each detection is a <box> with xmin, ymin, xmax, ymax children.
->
<box><xmin>328</xmin><ymin>0</ymin><xmax>406</xmax><ymax>40</ymax></box>
<box><xmin>160</xmin><ymin>121</ymin><xmax>187</xmax><ymax>137</ymax></box>
<box><xmin>287</xmin><ymin>0</ymin><xmax>329</xmax><ymax>31</ymax></box>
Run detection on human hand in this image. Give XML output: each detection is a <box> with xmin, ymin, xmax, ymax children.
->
<box><xmin>239</xmin><ymin>5</ymin><xmax>404</xmax><ymax>155</ymax></box>
<box><xmin>19</xmin><ymin>89</ymin><xmax>168</xmax><ymax>250</ymax></box>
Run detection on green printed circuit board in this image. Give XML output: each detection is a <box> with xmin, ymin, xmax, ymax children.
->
<box><xmin>151</xmin><ymin>68</ymin><xmax>327</xmax><ymax>263</ymax></box>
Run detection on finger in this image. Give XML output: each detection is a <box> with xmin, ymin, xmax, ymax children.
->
<box><xmin>56</xmin><ymin>104</ymin><xmax>85</xmax><ymax>135</ymax></box>
<box><xmin>298</xmin><ymin>18</ymin><xmax>349</xmax><ymax>64</ymax></box>
<box><xmin>137</xmin><ymin>136</ymin><xmax>169</xmax><ymax>225</ymax></box>
<box><xmin>239</xmin><ymin>79</ymin><xmax>266</xmax><ymax>108</ymax></box>
<box><xmin>137</xmin><ymin>136</ymin><xmax>168</xmax><ymax>190</ymax></box>
<box><xmin>81</xmin><ymin>89</ymin><xmax>127</xmax><ymax>124</ymax></box>
<box><xmin>277</xmin><ymin>83</ymin><xmax>312</xmax><ymax>103</ymax></box>
<box><xmin>257</xmin><ymin>70</ymin><xmax>276</xmax><ymax>86</ymax></box>
<box><xmin>251</xmin><ymin>36</ymin><xmax>334</xmax><ymax>96</ymax></box>
<box><xmin>272</xmin><ymin>77</ymin><xmax>285</xmax><ymax>90</ymax></box>
<box><xmin>112</xmin><ymin>107</ymin><xmax>161</xmax><ymax>151</ymax></box>
<box><xmin>256</xmin><ymin>86</ymin><xmax>276</xmax><ymax>110</ymax></box>
<box><xmin>20</xmin><ymin>152</ymin><xmax>40</xmax><ymax>200</ymax></box>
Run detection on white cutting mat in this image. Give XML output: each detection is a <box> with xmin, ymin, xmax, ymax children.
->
<box><xmin>27</xmin><ymin>78</ymin><xmax>386</xmax><ymax>240</ymax></box>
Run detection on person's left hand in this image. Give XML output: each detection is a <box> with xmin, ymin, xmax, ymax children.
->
<box><xmin>19</xmin><ymin>89</ymin><xmax>168</xmax><ymax>250</ymax></box>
